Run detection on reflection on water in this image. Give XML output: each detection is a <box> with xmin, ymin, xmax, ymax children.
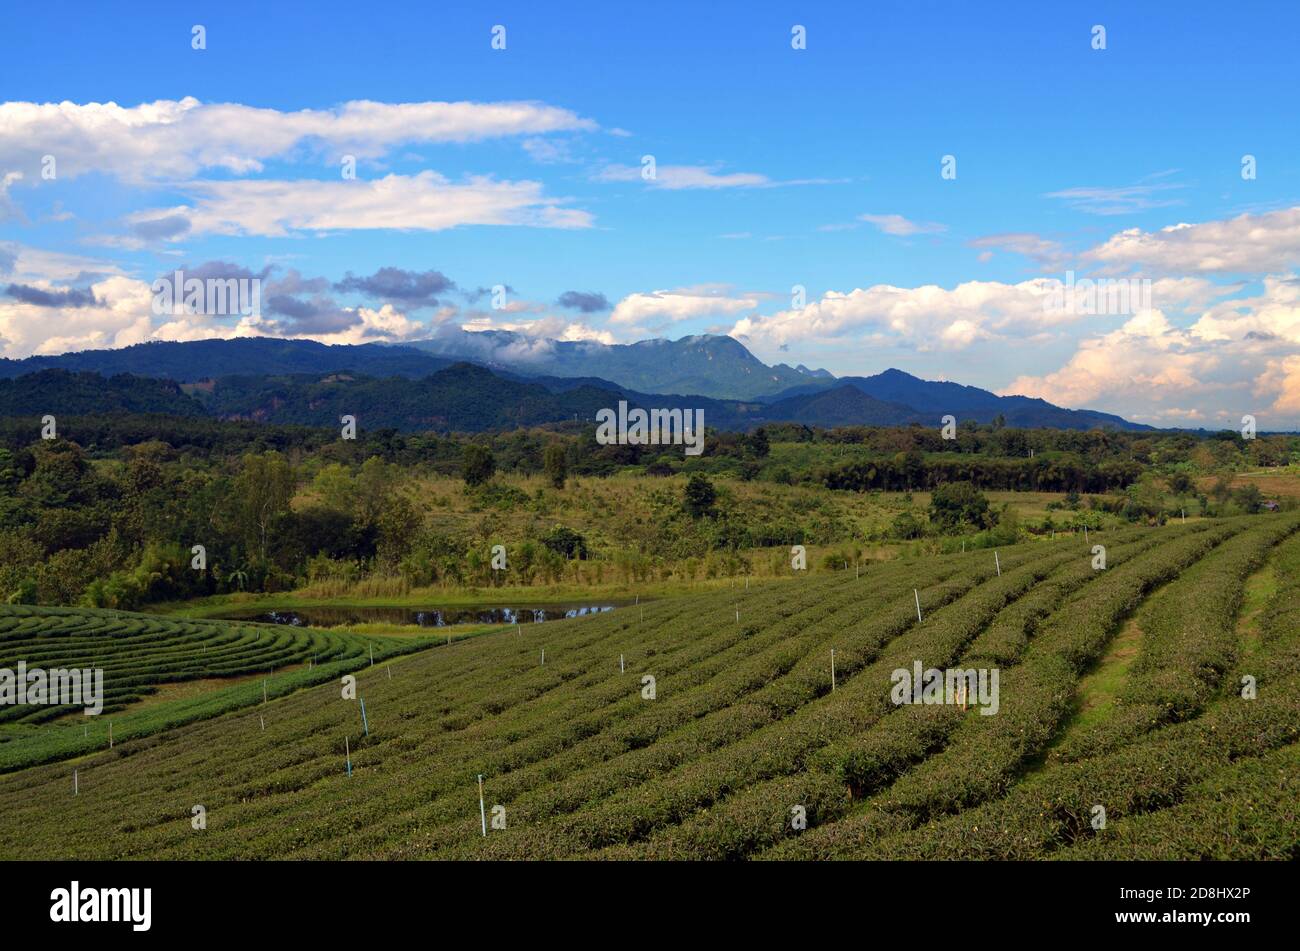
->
<box><xmin>220</xmin><ymin>604</ymin><xmax>620</xmax><ymax>628</ymax></box>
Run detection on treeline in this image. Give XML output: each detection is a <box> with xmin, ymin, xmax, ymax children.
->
<box><xmin>821</xmin><ymin>454</ymin><xmax>1144</xmax><ymax>493</ymax></box>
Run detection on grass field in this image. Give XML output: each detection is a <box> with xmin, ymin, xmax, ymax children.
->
<box><xmin>0</xmin><ymin>514</ymin><xmax>1297</xmax><ymax>859</ymax></box>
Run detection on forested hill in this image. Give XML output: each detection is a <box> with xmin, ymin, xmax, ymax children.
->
<box><xmin>0</xmin><ymin>370</ymin><xmax>207</xmax><ymax>417</ymax></box>
<box><xmin>0</xmin><ymin>362</ymin><xmax>1147</xmax><ymax>434</ymax></box>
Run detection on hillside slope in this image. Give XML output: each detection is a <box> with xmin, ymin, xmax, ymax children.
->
<box><xmin>0</xmin><ymin>518</ymin><xmax>1295</xmax><ymax>859</ymax></box>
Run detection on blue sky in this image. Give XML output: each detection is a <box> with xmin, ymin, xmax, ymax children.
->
<box><xmin>2</xmin><ymin>0</ymin><xmax>1299</xmax><ymax>426</ymax></box>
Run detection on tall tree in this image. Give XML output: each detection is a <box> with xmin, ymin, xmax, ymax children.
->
<box><xmin>232</xmin><ymin>451</ymin><xmax>295</xmax><ymax>563</ymax></box>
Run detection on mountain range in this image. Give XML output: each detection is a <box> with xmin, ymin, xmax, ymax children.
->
<box><xmin>0</xmin><ymin>334</ymin><xmax>1148</xmax><ymax>432</ymax></box>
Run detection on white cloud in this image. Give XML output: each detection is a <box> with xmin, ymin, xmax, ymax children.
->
<box><xmin>729</xmin><ymin>279</ymin><xmax>1086</xmax><ymax>353</ymax></box>
<box><xmin>0</xmin><ymin>171</ymin><xmax>25</xmax><ymax>223</ymax></box>
<box><xmin>967</xmin><ymin>232</ymin><xmax>1066</xmax><ymax>266</ymax></box>
<box><xmin>858</xmin><ymin>213</ymin><xmax>946</xmax><ymax>236</ymax></box>
<box><xmin>1190</xmin><ymin>276</ymin><xmax>1300</xmax><ymax>344</ymax></box>
<box><xmin>460</xmin><ymin>313</ymin><xmax>616</xmax><ymax>344</ymax></box>
<box><xmin>130</xmin><ymin>172</ymin><xmax>592</xmax><ymax>237</ymax></box>
<box><xmin>0</xmin><ymin>274</ymin><xmax>154</xmax><ymax>356</ymax></box>
<box><xmin>1001</xmin><ymin>290</ymin><xmax>1300</xmax><ymax>427</ymax></box>
<box><xmin>1044</xmin><ymin>182</ymin><xmax>1185</xmax><ymax>216</ymax></box>
<box><xmin>1083</xmin><ymin>206</ymin><xmax>1300</xmax><ymax>275</ymax></box>
<box><xmin>0</xmin><ymin>98</ymin><xmax>596</xmax><ymax>182</ymax></box>
<box><xmin>594</xmin><ymin>163</ymin><xmax>770</xmax><ymax>189</ymax></box>
<box><xmin>611</xmin><ymin>287</ymin><xmax>758</xmax><ymax>325</ymax></box>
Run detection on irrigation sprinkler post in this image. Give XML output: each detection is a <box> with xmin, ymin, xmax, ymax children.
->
<box><xmin>541</xmin><ymin>648</ymin><xmax>545</xmax><ymax>666</ymax></box>
<box><xmin>345</xmin><ymin>736</ymin><xmax>352</xmax><ymax>777</ymax></box>
<box><xmin>387</xmin><ymin>666</ymin><xmax>392</xmax><ymax>681</ymax></box>
<box><xmin>260</xmin><ymin>715</ymin><xmax>265</xmax><ymax>731</ymax></box>
<box><xmin>1181</xmin><ymin>508</ymin><xmax>1186</xmax><ymax>524</ymax></box>
<box><xmin>262</xmin><ymin>679</ymin><xmax>267</xmax><ymax>704</ymax></box>
<box><xmin>74</xmin><ymin>769</ymin><xmax>78</xmax><ymax>796</ymax></box>
<box><xmin>994</xmin><ymin>551</ymin><xmax>1001</xmax><ymax>577</ymax></box>
<box><xmin>831</xmin><ymin>649</ymin><xmax>836</xmax><ymax>691</ymax></box>
<box><xmin>369</xmin><ymin>643</ymin><xmax>374</xmax><ymax>666</ymax></box>
<box><xmin>478</xmin><ymin>775</ymin><xmax>487</xmax><ymax>837</ymax></box>
<box><xmin>1084</xmin><ymin>525</ymin><xmax>1089</xmax><ymax>544</ymax></box>
<box><xmin>914</xmin><ymin>589</ymin><xmax>922</xmax><ymax>623</ymax></box>
<box><xmin>620</xmin><ymin>653</ymin><xmax>625</xmax><ymax>674</ymax></box>
<box><xmin>109</xmin><ymin>721</ymin><xmax>113</xmax><ymax>749</ymax></box>
<box><xmin>360</xmin><ymin>697</ymin><xmax>370</xmax><ymax>737</ymax></box>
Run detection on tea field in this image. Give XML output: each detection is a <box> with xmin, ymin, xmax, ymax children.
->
<box><xmin>0</xmin><ymin>515</ymin><xmax>1296</xmax><ymax>859</ymax></box>
<box><xmin>0</xmin><ymin>607</ymin><xmax>433</xmax><ymax>772</ymax></box>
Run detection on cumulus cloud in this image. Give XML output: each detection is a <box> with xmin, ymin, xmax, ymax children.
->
<box><xmin>1190</xmin><ymin>276</ymin><xmax>1300</xmax><ymax>344</ymax></box>
<box><xmin>1083</xmin><ymin>206</ymin><xmax>1300</xmax><ymax>275</ymax></box>
<box><xmin>0</xmin><ymin>98</ymin><xmax>596</xmax><ymax>182</ymax></box>
<box><xmin>730</xmin><ymin>280</ymin><xmax>1077</xmax><ymax>352</ymax></box>
<box><xmin>1000</xmin><ymin>313</ymin><xmax>1223</xmax><ymax>418</ymax></box>
<box><xmin>731</xmin><ymin>275</ymin><xmax>1233</xmax><ymax>357</ymax></box>
<box><xmin>611</xmin><ymin>287</ymin><xmax>758</xmax><ymax>326</ymax></box>
<box><xmin>1002</xmin><ymin>281</ymin><xmax>1300</xmax><ymax>427</ymax></box>
<box><xmin>0</xmin><ymin>274</ymin><xmax>154</xmax><ymax>356</ymax></box>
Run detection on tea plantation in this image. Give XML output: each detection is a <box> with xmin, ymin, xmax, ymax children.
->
<box><xmin>0</xmin><ymin>515</ymin><xmax>1296</xmax><ymax>859</ymax></box>
<box><xmin>0</xmin><ymin>607</ymin><xmax>429</xmax><ymax>773</ymax></box>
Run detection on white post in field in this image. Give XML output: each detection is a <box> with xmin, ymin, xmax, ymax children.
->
<box><xmin>478</xmin><ymin>774</ymin><xmax>487</xmax><ymax>837</ymax></box>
